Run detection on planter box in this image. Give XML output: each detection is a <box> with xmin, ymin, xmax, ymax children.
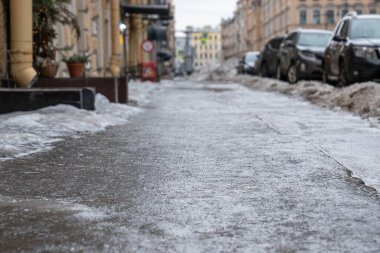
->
<box><xmin>0</xmin><ymin>88</ymin><xmax>95</xmax><ymax>114</ymax></box>
<box><xmin>34</xmin><ymin>77</ymin><xmax>128</xmax><ymax>103</ymax></box>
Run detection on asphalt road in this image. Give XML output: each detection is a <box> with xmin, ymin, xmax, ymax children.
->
<box><xmin>1</xmin><ymin>81</ymin><xmax>380</xmax><ymax>252</ymax></box>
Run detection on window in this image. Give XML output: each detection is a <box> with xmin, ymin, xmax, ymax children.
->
<box><xmin>338</xmin><ymin>21</ymin><xmax>349</xmax><ymax>38</ymax></box>
<box><xmin>287</xmin><ymin>32</ymin><xmax>297</xmax><ymax>44</ymax></box>
<box><xmin>370</xmin><ymin>9</ymin><xmax>377</xmax><ymax>14</ymax></box>
<box><xmin>350</xmin><ymin>19</ymin><xmax>380</xmax><ymax>39</ymax></box>
<box><xmin>313</xmin><ymin>9</ymin><xmax>321</xmax><ymax>24</ymax></box>
<box><xmin>326</xmin><ymin>10</ymin><xmax>335</xmax><ymax>24</ymax></box>
<box><xmin>299</xmin><ymin>9</ymin><xmax>307</xmax><ymax>24</ymax></box>
<box><xmin>270</xmin><ymin>38</ymin><xmax>283</xmax><ymax>50</ymax></box>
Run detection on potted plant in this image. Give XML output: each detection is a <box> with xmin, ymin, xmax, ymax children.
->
<box><xmin>62</xmin><ymin>54</ymin><xmax>91</xmax><ymax>78</ymax></box>
<box><xmin>32</xmin><ymin>0</ymin><xmax>80</xmax><ymax>78</ymax></box>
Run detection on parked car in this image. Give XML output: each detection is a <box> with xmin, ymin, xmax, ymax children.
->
<box><xmin>238</xmin><ymin>51</ymin><xmax>260</xmax><ymax>75</ymax></box>
<box><xmin>276</xmin><ymin>29</ymin><xmax>332</xmax><ymax>83</ymax></box>
<box><xmin>323</xmin><ymin>13</ymin><xmax>380</xmax><ymax>86</ymax></box>
<box><xmin>256</xmin><ymin>36</ymin><xmax>285</xmax><ymax>77</ymax></box>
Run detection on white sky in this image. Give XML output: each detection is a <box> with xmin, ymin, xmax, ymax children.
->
<box><xmin>174</xmin><ymin>0</ymin><xmax>236</xmax><ymax>33</ymax></box>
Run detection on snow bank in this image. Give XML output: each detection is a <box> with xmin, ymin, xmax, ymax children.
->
<box><xmin>190</xmin><ymin>57</ymin><xmax>239</xmax><ymax>82</ymax></box>
<box><xmin>128</xmin><ymin>80</ymin><xmax>161</xmax><ymax>106</ymax></box>
<box><xmin>203</xmin><ymin>59</ymin><xmax>380</xmax><ymax>119</ymax></box>
<box><xmin>239</xmin><ymin>77</ymin><xmax>380</xmax><ymax>119</ymax></box>
<box><xmin>0</xmin><ymin>81</ymin><xmax>158</xmax><ymax>161</ymax></box>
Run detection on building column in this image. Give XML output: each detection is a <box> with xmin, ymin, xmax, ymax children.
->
<box><xmin>109</xmin><ymin>0</ymin><xmax>121</xmax><ymax>77</ymax></box>
<box><xmin>0</xmin><ymin>0</ymin><xmax>7</xmax><ymax>80</ymax></box>
<box><xmin>10</xmin><ymin>0</ymin><xmax>37</xmax><ymax>87</ymax></box>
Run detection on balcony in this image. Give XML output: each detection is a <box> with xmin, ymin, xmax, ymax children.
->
<box><xmin>121</xmin><ymin>0</ymin><xmax>171</xmax><ymax>17</ymax></box>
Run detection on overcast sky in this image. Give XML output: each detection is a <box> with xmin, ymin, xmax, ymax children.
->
<box><xmin>174</xmin><ymin>0</ymin><xmax>236</xmax><ymax>33</ymax></box>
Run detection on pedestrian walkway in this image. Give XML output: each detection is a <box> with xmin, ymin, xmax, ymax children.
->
<box><xmin>0</xmin><ymin>81</ymin><xmax>379</xmax><ymax>252</ymax></box>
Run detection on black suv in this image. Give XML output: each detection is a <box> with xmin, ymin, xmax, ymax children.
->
<box><xmin>323</xmin><ymin>13</ymin><xmax>380</xmax><ymax>86</ymax></box>
<box><xmin>256</xmin><ymin>36</ymin><xmax>285</xmax><ymax>77</ymax></box>
<box><xmin>276</xmin><ymin>29</ymin><xmax>332</xmax><ymax>83</ymax></box>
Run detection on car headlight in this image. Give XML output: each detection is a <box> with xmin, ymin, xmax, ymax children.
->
<box><xmin>300</xmin><ymin>50</ymin><xmax>317</xmax><ymax>60</ymax></box>
<box><xmin>353</xmin><ymin>47</ymin><xmax>378</xmax><ymax>60</ymax></box>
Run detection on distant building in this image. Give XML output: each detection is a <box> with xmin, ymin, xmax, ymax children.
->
<box><xmin>221</xmin><ymin>0</ymin><xmax>380</xmax><ymax>61</ymax></box>
<box><xmin>190</xmin><ymin>27</ymin><xmax>222</xmax><ymax>69</ymax></box>
<box><xmin>174</xmin><ymin>36</ymin><xmax>186</xmax><ymax>75</ymax></box>
<box><xmin>261</xmin><ymin>0</ymin><xmax>380</xmax><ymax>46</ymax></box>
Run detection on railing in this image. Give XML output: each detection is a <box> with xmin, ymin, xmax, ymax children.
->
<box><xmin>147</xmin><ymin>0</ymin><xmax>168</xmax><ymax>5</ymax></box>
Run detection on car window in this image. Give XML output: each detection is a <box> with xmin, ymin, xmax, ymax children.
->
<box><xmin>270</xmin><ymin>38</ymin><xmax>283</xmax><ymax>49</ymax></box>
<box><xmin>350</xmin><ymin>19</ymin><xmax>380</xmax><ymax>39</ymax></box>
<box><xmin>245</xmin><ymin>53</ymin><xmax>258</xmax><ymax>63</ymax></box>
<box><xmin>334</xmin><ymin>21</ymin><xmax>344</xmax><ymax>36</ymax></box>
<box><xmin>338</xmin><ymin>21</ymin><xmax>349</xmax><ymax>38</ymax></box>
<box><xmin>287</xmin><ymin>33</ymin><xmax>297</xmax><ymax>44</ymax></box>
<box><xmin>297</xmin><ymin>33</ymin><xmax>332</xmax><ymax>47</ymax></box>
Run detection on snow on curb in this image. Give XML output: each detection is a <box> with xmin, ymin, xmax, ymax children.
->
<box><xmin>190</xmin><ymin>57</ymin><xmax>239</xmax><ymax>82</ymax></box>
<box><xmin>243</xmin><ymin>77</ymin><xmax>380</xmax><ymax>119</ymax></box>
<box><xmin>128</xmin><ymin>80</ymin><xmax>161</xmax><ymax>106</ymax></box>
<box><xmin>0</xmin><ymin>81</ymin><xmax>159</xmax><ymax>161</ymax></box>
<box><xmin>205</xmin><ymin>67</ymin><xmax>380</xmax><ymax>120</ymax></box>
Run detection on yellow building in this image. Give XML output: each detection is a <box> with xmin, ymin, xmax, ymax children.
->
<box><xmin>54</xmin><ymin>0</ymin><xmax>123</xmax><ymax>78</ymax></box>
<box><xmin>261</xmin><ymin>0</ymin><xmax>380</xmax><ymax>45</ymax></box>
<box><xmin>222</xmin><ymin>0</ymin><xmax>380</xmax><ymax>61</ymax></box>
<box><xmin>0</xmin><ymin>0</ymin><xmax>6</xmax><ymax>81</ymax></box>
<box><xmin>191</xmin><ymin>28</ymin><xmax>222</xmax><ymax>69</ymax></box>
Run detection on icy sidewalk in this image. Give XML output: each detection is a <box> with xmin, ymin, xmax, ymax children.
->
<box><xmin>225</xmin><ymin>84</ymin><xmax>380</xmax><ymax>192</ymax></box>
<box><xmin>0</xmin><ymin>81</ymin><xmax>159</xmax><ymax>161</ymax></box>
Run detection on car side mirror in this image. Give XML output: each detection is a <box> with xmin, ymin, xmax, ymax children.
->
<box><xmin>284</xmin><ymin>40</ymin><xmax>294</xmax><ymax>47</ymax></box>
<box><xmin>333</xmin><ymin>35</ymin><xmax>346</xmax><ymax>42</ymax></box>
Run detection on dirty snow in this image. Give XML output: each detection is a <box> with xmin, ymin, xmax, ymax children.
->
<box><xmin>190</xmin><ymin>57</ymin><xmax>239</xmax><ymax>82</ymax></box>
<box><xmin>0</xmin><ymin>81</ymin><xmax>158</xmax><ymax>161</ymax></box>
<box><xmin>196</xmin><ymin>59</ymin><xmax>380</xmax><ymax>120</ymax></box>
<box><xmin>240</xmin><ymin>77</ymin><xmax>380</xmax><ymax>120</ymax></box>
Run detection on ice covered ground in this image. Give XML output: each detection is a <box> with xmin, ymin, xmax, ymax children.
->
<box><xmin>0</xmin><ymin>81</ymin><xmax>158</xmax><ymax>161</ymax></box>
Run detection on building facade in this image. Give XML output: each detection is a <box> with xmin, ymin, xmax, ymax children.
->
<box><xmin>0</xmin><ymin>0</ymin><xmax>174</xmax><ymax>87</ymax></box>
<box><xmin>221</xmin><ymin>0</ymin><xmax>380</xmax><ymax>61</ymax></box>
<box><xmin>55</xmin><ymin>0</ymin><xmax>120</xmax><ymax>78</ymax></box>
<box><xmin>221</xmin><ymin>0</ymin><xmax>261</xmax><ymax>61</ymax></box>
<box><xmin>0</xmin><ymin>0</ymin><xmax>6</xmax><ymax>80</ymax></box>
<box><xmin>191</xmin><ymin>27</ymin><xmax>222</xmax><ymax>69</ymax></box>
<box><xmin>261</xmin><ymin>0</ymin><xmax>380</xmax><ymax>45</ymax></box>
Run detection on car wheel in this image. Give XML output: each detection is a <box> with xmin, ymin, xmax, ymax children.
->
<box><xmin>276</xmin><ymin>63</ymin><xmax>285</xmax><ymax>81</ymax></box>
<box><xmin>287</xmin><ymin>63</ymin><xmax>298</xmax><ymax>84</ymax></box>
<box><xmin>338</xmin><ymin>60</ymin><xmax>350</xmax><ymax>87</ymax></box>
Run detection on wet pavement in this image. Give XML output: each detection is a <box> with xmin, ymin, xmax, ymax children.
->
<box><xmin>1</xmin><ymin>81</ymin><xmax>380</xmax><ymax>252</ymax></box>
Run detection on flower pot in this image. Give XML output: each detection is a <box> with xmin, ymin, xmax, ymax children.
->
<box><xmin>40</xmin><ymin>63</ymin><xmax>59</xmax><ymax>79</ymax></box>
<box><xmin>66</xmin><ymin>63</ymin><xmax>84</xmax><ymax>78</ymax></box>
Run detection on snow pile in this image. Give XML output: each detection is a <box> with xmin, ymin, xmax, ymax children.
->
<box><xmin>199</xmin><ymin>58</ymin><xmax>380</xmax><ymax>119</ymax></box>
<box><xmin>128</xmin><ymin>80</ymin><xmax>161</xmax><ymax>106</ymax></box>
<box><xmin>237</xmin><ymin>77</ymin><xmax>380</xmax><ymax>119</ymax></box>
<box><xmin>190</xmin><ymin>57</ymin><xmax>239</xmax><ymax>82</ymax></box>
<box><xmin>0</xmin><ymin>81</ymin><xmax>159</xmax><ymax>161</ymax></box>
